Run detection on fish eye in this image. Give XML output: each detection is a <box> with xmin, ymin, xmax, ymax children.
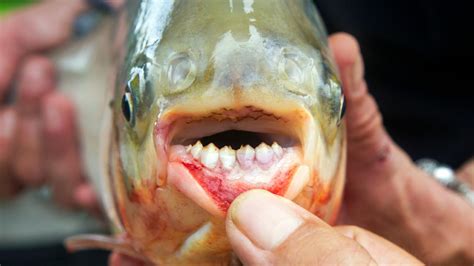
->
<box><xmin>121</xmin><ymin>84</ymin><xmax>134</xmax><ymax>125</ymax></box>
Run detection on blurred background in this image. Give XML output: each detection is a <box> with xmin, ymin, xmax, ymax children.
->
<box><xmin>1</xmin><ymin>1</ymin><xmax>111</xmax><ymax>265</ymax></box>
<box><xmin>0</xmin><ymin>1</ymin><xmax>35</xmax><ymax>15</ymax></box>
<box><xmin>0</xmin><ymin>0</ymin><xmax>471</xmax><ymax>265</ymax></box>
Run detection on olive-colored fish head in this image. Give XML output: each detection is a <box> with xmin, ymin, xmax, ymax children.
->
<box><xmin>108</xmin><ymin>0</ymin><xmax>346</xmax><ymax>264</ymax></box>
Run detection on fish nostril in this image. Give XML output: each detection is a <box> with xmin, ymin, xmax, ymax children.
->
<box><xmin>279</xmin><ymin>54</ymin><xmax>304</xmax><ymax>84</ymax></box>
<box><xmin>278</xmin><ymin>48</ymin><xmax>311</xmax><ymax>96</ymax></box>
<box><xmin>166</xmin><ymin>52</ymin><xmax>197</xmax><ymax>94</ymax></box>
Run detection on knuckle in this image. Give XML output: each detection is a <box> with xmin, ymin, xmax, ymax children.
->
<box><xmin>347</xmin><ymin>94</ymin><xmax>383</xmax><ymax>142</ymax></box>
<box><xmin>23</xmin><ymin>56</ymin><xmax>55</xmax><ymax>77</ymax></box>
<box><xmin>319</xmin><ymin>243</ymin><xmax>372</xmax><ymax>265</ymax></box>
<box><xmin>18</xmin><ymin>56</ymin><xmax>56</xmax><ymax>95</ymax></box>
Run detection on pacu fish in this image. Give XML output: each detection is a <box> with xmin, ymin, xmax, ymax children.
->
<box><xmin>66</xmin><ymin>0</ymin><xmax>346</xmax><ymax>264</ymax></box>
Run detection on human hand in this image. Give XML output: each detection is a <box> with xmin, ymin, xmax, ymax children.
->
<box><xmin>108</xmin><ymin>190</ymin><xmax>420</xmax><ymax>266</ymax></box>
<box><xmin>329</xmin><ymin>33</ymin><xmax>474</xmax><ymax>264</ymax></box>
<box><xmin>0</xmin><ymin>0</ymin><xmax>98</xmax><ymax>211</ymax></box>
<box><xmin>227</xmin><ymin>190</ymin><xmax>421</xmax><ymax>265</ymax></box>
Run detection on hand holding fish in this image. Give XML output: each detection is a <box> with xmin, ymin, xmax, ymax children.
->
<box><xmin>226</xmin><ymin>190</ymin><xmax>421</xmax><ymax>265</ymax></box>
<box><xmin>110</xmin><ymin>190</ymin><xmax>421</xmax><ymax>266</ymax></box>
<box><xmin>0</xmin><ymin>0</ymin><xmax>98</xmax><ymax>210</ymax></box>
<box><xmin>329</xmin><ymin>33</ymin><xmax>474</xmax><ymax>265</ymax></box>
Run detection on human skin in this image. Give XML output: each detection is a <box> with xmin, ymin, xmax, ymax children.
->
<box><xmin>0</xmin><ymin>0</ymin><xmax>96</xmax><ymax>210</ymax></box>
<box><xmin>0</xmin><ymin>2</ymin><xmax>472</xmax><ymax>264</ymax></box>
<box><xmin>330</xmin><ymin>34</ymin><xmax>474</xmax><ymax>265</ymax></box>
<box><xmin>111</xmin><ymin>189</ymin><xmax>422</xmax><ymax>266</ymax></box>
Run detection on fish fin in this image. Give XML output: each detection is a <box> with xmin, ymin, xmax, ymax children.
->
<box><xmin>65</xmin><ymin>234</ymin><xmax>142</xmax><ymax>260</ymax></box>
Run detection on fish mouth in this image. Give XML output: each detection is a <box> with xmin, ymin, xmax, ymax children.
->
<box><xmin>158</xmin><ymin>106</ymin><xmax>312</xmax><ymax>216</ymax></box>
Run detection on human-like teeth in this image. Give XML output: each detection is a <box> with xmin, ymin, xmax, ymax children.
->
<box><xmin>185</xmin><ymin>145</ymin><xmax>192</xmax><ymax>153</ymax></box>
<box><xmin>200</xmin><ymin>143</ymin><xmax>219</xmax><ymax>169</ymax></box>
<box><xmin>190</xmin><ymin>141</ymin><xmax>203</xmax><ymax>159</ymax></box>
<box><xmin>237</xmin><ymin>145</ymin><xmax>255</xmax><ymax>168</ymax></box>
<box><xmin>256</xmin><ymin>142</ymin><xmax>273</xmax><ymax>164</ymax></box>
<box><xmin>219</xmin><ymin>146</ymin><xmax>236</xmax><ymax>170</ymax></box>
<box><xmin>271</xmin><ymin>142</ymin><xmax>283</xmax><ymax>158</ymax></box>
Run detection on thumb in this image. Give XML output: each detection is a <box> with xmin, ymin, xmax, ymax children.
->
<box><xmin>328</xmin><ymin>33</ymin><xmax>417</xmax><ymax>194</ymax></box>
<box><xmin>329</xmin><ymin>33</ymin><xmax>393</xmax><ymax>167</ymax></box>
<box><xmin>226</xmin><ymin>190</ymin><xmax>419</xmax><ymax>265</ymax></box>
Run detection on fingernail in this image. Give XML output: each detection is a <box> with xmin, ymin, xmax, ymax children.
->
<box><xmin>230</xmin><ymin>190</ymin><xmax>303</xmax><ymax>250</ymax></box>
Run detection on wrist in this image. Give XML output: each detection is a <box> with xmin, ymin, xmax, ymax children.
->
<box><xmin>396</xmin><ymin>159</ymin><xmax>474</xmax><ymax>264</ymax></box>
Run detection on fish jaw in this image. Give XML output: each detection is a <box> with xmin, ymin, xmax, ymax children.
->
<box><xmin>155</xmin><ymin>104</ymin><xmax>317</xmax><ymax>217</ymax></box>
<box><xmin>115</xmin><ymin>100</ymin><xmax>345</xmax><ymax>264</ymax></box>
<box><xmin>167</xmin><ymin>147</ymin><xmax>305</xmax><ymax>217</ymax></box>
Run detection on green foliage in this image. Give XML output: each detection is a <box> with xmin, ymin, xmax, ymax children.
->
<box><xmin>0</xmin><ymin>1</ymin><xmax>36</xmax><ymax>16</ymax></box>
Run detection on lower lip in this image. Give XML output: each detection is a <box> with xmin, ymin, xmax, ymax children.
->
<box><xmin>181</xmin><ymin>161</ymin><xmax>295</xmax><ymax>211</ymax></box>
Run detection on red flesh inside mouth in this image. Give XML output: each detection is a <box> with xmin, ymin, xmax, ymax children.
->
<box><xmin>159</xmin><ymin>107</ymin><xmax>304</xmax><ymax>211</ymax></box>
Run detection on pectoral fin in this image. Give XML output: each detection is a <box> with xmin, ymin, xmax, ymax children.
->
<box><xmin>65</xmin><ymin>234</ymin><xmax>143</xmax><ymax>261</ymax></box>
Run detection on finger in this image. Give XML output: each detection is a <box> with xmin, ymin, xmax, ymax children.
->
<box><xmin>42</xmin><ymin>92</ymin><xmax>84</xmax><ymax>208</ymax></box>
<box><xmin>16</xmin><ymin>56</ymin><xmax>56</xmax><ymax>114</ymax></box>
<box><xmin>328</xmin><ymin>33</ymin><xmax>474</xmax><ymax>264</ymax></box>
<box><xmin>0</xmin><ymin>108</ymin><xmax>17</xmax><ymax>165</ymax></box>
<box><xmin>0</xmin><ymin>108</ymin><xmax>21</xmax><ymax>198</ymax></box>
<box><xmin>335</xmin><ymin>226</ymin><xmax>421</xmax><ymax>265</ymax></box>
<box><xmin>12</xmin><ymin>56</ymin><xmax>56</xmax><ymax>186</ymax></box>
<box><xmin>226</xmin><ymin>190</ymin><xmax>400</xmax><ymax>265</ymax></box>
<box><xmin>456</xmin><ymin>158</ymin><xmax>474</xmax><ymax>187</ymax></box>
<box><xmin>329</xmin><ymin>33</ymin><xmax>392</xmax><ymax>166</ymax></box>
<box><xmin>0</xmin><ymin>0</ymin><xmax>87</xmax><ymax>98</ymax></box>
<box><xmin>109</xmin><ymin>252</ymin><xmax>145</xmax><ymax>266</ymax></box>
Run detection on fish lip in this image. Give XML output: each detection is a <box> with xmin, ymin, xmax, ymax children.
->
<box><xmin>154</xmin><ymin>105</ymin><xmax>314</xmax><ymax>213</ymax></box>
<box><xmin>158</xmin><ymin>106</ymin><xmax>303</xmax><ymax>148</ymax></box>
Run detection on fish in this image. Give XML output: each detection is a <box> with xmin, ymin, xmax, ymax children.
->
<box><xmin>64</xmin><ymin>0</ymin><xmax>347</xmax><ymax>264</ymax></box>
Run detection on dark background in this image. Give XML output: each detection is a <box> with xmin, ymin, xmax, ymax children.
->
<box><xmin>0</xmin><ymin>245</ymin><xmax>108</xmax><ymax>266</ymax></box>
<box><xmin>316</xmin><ymin>0</ymin><xmax>473</xmax><ymax>168</ymax></box>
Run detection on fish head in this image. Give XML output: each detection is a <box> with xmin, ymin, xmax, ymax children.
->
<box><xmin>110</xmin><ymin>0</ymin><xmax>346</xmax><ymax>264</ymax></box>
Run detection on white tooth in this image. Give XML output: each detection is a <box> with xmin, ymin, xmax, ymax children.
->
<box><xmin>271</xmin><ymin>142</ymin><xmax>283</xmax><ymax>158</ymax></box>
<box><xmin>237</xmin><ymin>145</ymin><xmax>255</xmax><ymax>168</ymax></box>
<box><xmin>191</xmin><ymin>141</ymin><xmax>203</xmax><ymax>159</ymax></box>
<box><xmin>185</xmin><ymin>145</ymin><xmax>192</xmax><ymax>153</ymax></box>
<box><xmin>283</xmin><ymin>165</ymin><xmax>310</xmax><ymax>200</ymax></box>
<box><xmin>220</xmin><ymin>146</ymin><xmax>236</xmax><ymax>170</ymax></box>
<box><xmin>200</xmin><ymin>143</ymin><xmax>219</xmax><ymax>169</ymax></box>
<box><xmin>256</xmin><ymin>143</ymin><xmax>273</xmax><ymax>164</ymax></box>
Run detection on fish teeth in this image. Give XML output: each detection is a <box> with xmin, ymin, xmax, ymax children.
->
<box><xmin>185</xmin><ymin>145</ymin><xmax>192</xmax><ymax>153</ymax></box>
<box><xmin>256</xmin><ymin>143</ymin><xmax>273</xmax><ymax>164</ymax></box>
<box><xmin>271</xmin><ymin>142</ymin><xmax>283</xmax><ymax>158</ymax></box>
<box><xmin>200</xmin><ymin>143</ymin><xmax>219</xmax><ymax>169</ymax></box>
<box><xmin>190</xmin><ymin>141</ymin><xmax>203</xmax><ymax>159</ymax></box>
<box><xmin>237</xmin><ymin>145</ymin><xmax>255</xmax><ymax>168</ymax></box>
<box><xmin>219</xmin><ymin>146</ymin><xmax>236</xmax><ymax>170</ymax></box>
